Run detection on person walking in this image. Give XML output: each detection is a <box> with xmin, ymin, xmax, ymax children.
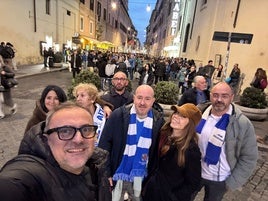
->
<box><xmin>138</xmin><ymin>63</ymin><xmax>154</xmax><ymax>86</ymax></box>
<box><xmin>43</xmin><ymin>47</ymin><xmax>49</xmax><ymax>67</ymax></box>
<box><xmin>192</xmin><ymin>82</ymin><xmax>258</xmax><ymax>201</ymax></box>
<box><xmin>70</xmin><ymin>49</ymin><xmax>82</xmax><ymax>78</ymax></box>
<box><xmin>99</xmin><ymin>85</ymin><xmax>165</xmax><ymax>201</ymax></box>
<box><xmin>0</xmin><ymin>102</ymin><xmax>109</xmax><ymax>201</ymax></box>
<box><xmin>142</xmin><ymin>103</ymin><xmax>202</xmax><ymax>201</ymax></box>
<box><xmin>0</xmin><ymin>56</ymin><xmax>17</xmax><ymax>118</ymax></box>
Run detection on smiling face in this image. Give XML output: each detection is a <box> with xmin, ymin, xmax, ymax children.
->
<box><xmin>75</xmin><ymin>89</ymin><xmax>94</xmax><ymax>109</ymax></box>
<box><xmin>133</xmin><ymin>85</ymin><xmax>155</xmax><ymax>118</ymax></box>
<box><xmin>170</xmin><ymin>113</ymin><xmax>189</xmax><ymax>134</ymax></box>
<box><xmin>46</xmin><ymin>107</ymin><xmax>94</xmax><ymax>174</ymax></box>
<box><xmin>45</xmin><ymin>90</ymin><xmax>60</xmax><ymax>112</ymax></box>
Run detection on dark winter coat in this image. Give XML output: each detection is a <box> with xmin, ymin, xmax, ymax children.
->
<box><xmin>101</xmin><ymin>88</ymin><xmax>133</xmax><ymax>110</ymax></box>
<box><xmin>138</xmin><ymin>68</ymin><xmax>154</xmax><ymax>85</ymax></box>
<box><xmin>0</xmin><ymin>122</ymin><xmax>109</xmax><ymax>201</ymax></box>
<box><xmin>24</xmin><ymin>100</ymin><xmax>47</xmax><ymax>133</ymax></box>
<box><xmin>98</xmin><ymin>103</ymin><xmax>165</xmax><ymax>179</ymax></box>
<box><xmin>142</xmin><ymin>142</ymin><xmax>201</xmax><ymax>201</ymax></box>
<box><xmin>1</xmin><ymin>65</ymin><xmax>15</xmax><ymax>89</ymax></box>
<box><xmin>179</xmin><ymin>87</ymin><xmax>210</xmax><ymax>106</ymax></box>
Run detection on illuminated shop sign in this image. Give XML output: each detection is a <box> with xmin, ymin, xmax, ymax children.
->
<box><xmin>171</xmin><ymin>0</ymin><xmax>180</xmax><ymax>36</ymax></box>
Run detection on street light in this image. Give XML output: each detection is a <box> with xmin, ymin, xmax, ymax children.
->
<box><xmin>146</xmin><ymin>4</ymin><xmax>151</xmax><ymax>12</ymax></box>
<box><xmin>111</xmin><ymin>2</ymin><xmax>117</xmax><ymax>10</ymax></box>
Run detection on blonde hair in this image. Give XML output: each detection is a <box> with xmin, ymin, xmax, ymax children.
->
<box><xmin>72</xmin><ymin>83</ymin><xmax>98</xmax><ymax>100</ymax></box>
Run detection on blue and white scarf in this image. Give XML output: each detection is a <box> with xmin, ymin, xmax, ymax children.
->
<box><xmin>113</xmin><ymin>105</ymin><xmax>153</xmax><ymax>182</ymax></box>
<box><xmin>196</xmin><ymin>105</ymin><xmax>231</xmax><ymax>165</ymax></box>
<box><xmin>93</xmin><ymin>103</ymin><xmax>106</xmax><ymax>146</ymax></box>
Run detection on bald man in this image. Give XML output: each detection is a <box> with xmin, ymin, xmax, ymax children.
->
<box><xmin>99</xmin><ymin>85</ymin><xmax>165</xmax><ymax>201</ymax></box>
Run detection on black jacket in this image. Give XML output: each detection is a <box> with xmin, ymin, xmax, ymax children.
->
<box><xmin>142</xmin><ymin>142</ymin><xmax>201</xmax><ymax>201</ymax></box>
<box><xmin>179</xmin><ymin>87</ymin><xmax>210</xmax><ymax>106</ymax></box>
<box><xmin>0</xmin><ymin>122</ymin><xmax>109</xmax><ymax>201</ymax></box>
<box><xmin>98</xmin><ymin>103</ymin><xmax>165</xmax><ymax>179</ymax></box>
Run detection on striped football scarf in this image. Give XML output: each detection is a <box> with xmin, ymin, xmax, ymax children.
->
<box><xmin>113</xmin><ymin>105</ymin><xmax>153</xmax><ymax>182</ymax></box>
<box><xmin>196</xmin><ymin>105</ymin><xmax>231</xmax><ymax>165</ymax></box>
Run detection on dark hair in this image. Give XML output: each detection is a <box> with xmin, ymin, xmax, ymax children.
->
<box><xmin>40</xmin><ymin>85</ymin><xmax>67</xmax><ymax>113</ymax></box>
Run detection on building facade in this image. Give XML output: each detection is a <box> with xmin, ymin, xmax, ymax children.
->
<box><xmin>146</xmin><ymin>0</ymin><xmax>268</xmax><ymax>90</ymax></box>
<box><xmin>0</xmin><ymin>0</ymin><xmax>135</xmax><ymax>65</ymax></box>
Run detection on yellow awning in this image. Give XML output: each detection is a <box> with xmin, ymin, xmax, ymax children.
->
<box><xmin>80</xmin><ymin>35</ymin><xmax>100</xmax><ymax>44</ymax></box>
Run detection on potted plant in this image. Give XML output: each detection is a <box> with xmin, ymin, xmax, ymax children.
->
<box><xmin>67</xmin><ymin>70</ymin><xmax>101</xmax><ymax>100</ymax></box>
<box><xmin>53</xmin><ymin>52</ymin><xmax>63</xmax><ymax>67</ymax></box>
<box><xmin>154</xmin><ymin>81</ymin><xmax>179</xmax><ymax>119</ymax></box>
<box><xmin>235</xmin><ymin>86</ymin><xmax>268</xmax><ymax>120</ymax></box>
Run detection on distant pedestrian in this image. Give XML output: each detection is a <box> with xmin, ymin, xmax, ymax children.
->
<box><xmin>179</xmin><ymin>75</ymin><xmax>209</xmax><ymax>106</ymax></box>
<box><xmin>70</xmin><ymin>49</ymin><xmax>82</xmax><ymax>78</ymax></box>
<box><xmin>43</xmin><ymin>47</ymin><xmax>49</xmax><ymax>67</ymax></box>
<box><xmin>0</xmin><ymin>55</ymin><xmax>17</xmax><ymax>118</ymax></box>
<box><xmin>212</xmin><ymin>64</ymin><xmax>224</xmax><ymax>87</ymax></box>
<box><xmin>138</xmin><ymin>63</ymin><xmax>154</xmax><ymax>86</ymax></box>
<box><xmin>250</xmin><ymin>67</ymin><xmax>267</xmax><ymax>91</ymax></box>
<box><xmin>202</xmin><ymin>60</ymin><xmax>215</xmax><ymax>89</ymax></box>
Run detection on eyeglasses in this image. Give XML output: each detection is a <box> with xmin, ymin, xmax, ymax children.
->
<box><xmin>113</xmin><ymin>77</ymin><xmax>127</xmax><ymax>81</ymax></box>
<box><xmin>46</xmin><ymin>124</ymin><xmax>98</xmax><ymax>141</ymax></box>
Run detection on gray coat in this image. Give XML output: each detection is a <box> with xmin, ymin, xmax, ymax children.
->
<box><xmin>225</xmin><ymin>104</ymin><xmax>258</xmax><ymax>190</ymax></box>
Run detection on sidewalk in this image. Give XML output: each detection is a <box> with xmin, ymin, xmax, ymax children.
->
<box><xmin>15</xmin><ymin>63</ymin><xmax>69</xmax><ymax>79</ymax></box>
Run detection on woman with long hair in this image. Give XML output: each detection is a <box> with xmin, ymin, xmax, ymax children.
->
<box><xmin>25</xmin><ymin>85</ymin><xmax>67</xmax><ymax>133</ymax></box>
<box><xmin>143</xmin><ymin>103</ymin><xmax>202</xmax><ymax>201</ymax></box>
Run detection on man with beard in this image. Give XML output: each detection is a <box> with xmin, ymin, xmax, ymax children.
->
<box><xmin>192</xmin><ymin>82</ymin><xmax>258</xmax><ymax>201</ymax></box>
<box><xmin>101</xmin><ymin>71</ymin><xmax>133</xmax><ymax>110</ymax></box>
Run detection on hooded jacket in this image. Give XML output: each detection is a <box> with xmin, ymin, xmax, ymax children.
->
<box><xmin>0</xmin><ymin>121</ymin><xmax>109</xmax><ymax>201</ymax></box>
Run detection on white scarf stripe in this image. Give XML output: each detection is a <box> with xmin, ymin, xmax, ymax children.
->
<box><xmin>123</xmin><ymin>144</ymin><xmax>137</xmax><ymax>156</ymax></box>
<box><xmin>143</xmin><ymin>117</ymin><xmax>153</xmax><ymax>128</ymax></box>
<box><xmin>137</xmin><ymin>137</ymin><xmax>152</xmax><ymax>148</ymax></box>
<box><xmin>128</xmin><ymin>123</ymin><xmax>137</xmax><ymax>135</ymax></box>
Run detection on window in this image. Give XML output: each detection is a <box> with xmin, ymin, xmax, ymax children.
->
<box><xmin>183</xmin><ymin>23</ymin><xmax>190</xmax><ymax>52</ymax></box>
<box><xmin>115</xmin><ymin>19</ymin><xmax>118</xmax><ymax>28</ymax></box>
<box><xmin>97</xmin><ymin>2</ymin><xmax>101</xmax><ymax>19</ymax></box>
<box><xmin>89</xmin><ymin>21</ymin><xmax>93</xmax><ymax>34</ymax></box>
<box><xmin>67</xmin><ymin>10</ymin><xmax>71</xmax><ymax>16</ymax></box>
<box><xmin>103</xmin><ymin>8</ymin><xmax>107</xmax><ymax>21</ymax></box>
<box><xmin>80</xmin><ymin>16</ymin><xmax>84</xmax><ymax>31</ymax></box>
<box><xmin>90</xmin><ymin>0</ymin><xmax>94</xmax><ymax>11</ymax></box>
<box><xmin>46</xmin><ymin>0</ymin><xmax>51</xmax><ymax>15</ymax></box>
<box><xmin>80</xmin><ymin>0</ymin><xmax>85</xmax><ymax>4</ymax></box>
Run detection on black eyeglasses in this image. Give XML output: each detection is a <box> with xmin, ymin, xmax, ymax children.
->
<box><xmin>46</xmin><ymin>124</ymin><xmax>98</xmax><ymax>141</ymax></box>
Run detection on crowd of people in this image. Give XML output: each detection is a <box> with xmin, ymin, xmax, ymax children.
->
<box><xmin>0</xmin><ymin>46</ymin><xmax>266</xmax><ymax>201</ymax></box>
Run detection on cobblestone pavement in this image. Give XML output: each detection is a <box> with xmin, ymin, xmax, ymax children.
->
<box><xmin>0</xmin><ymin>64</ymin><xmax>268</xmax><ymax>201</ymax></box>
